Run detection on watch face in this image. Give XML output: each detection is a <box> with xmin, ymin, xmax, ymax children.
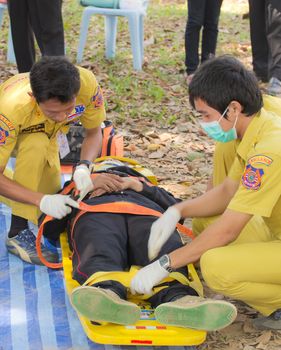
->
<box><xmin>160</xmin><ymin>255</ymin><xmax>169</xmax><ymax>266</ymax></box>
<box><xmin>159</xmin><ymin>255</ymin><xmax>171</xmax><ymax>272</ymax></box>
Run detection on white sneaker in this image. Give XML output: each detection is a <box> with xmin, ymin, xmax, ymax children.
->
<box><xmin>71</xmin><ymin>286</ymin><xmax>140</xmax><ymax>325</ymax></box>
<box><xmin>155</xmin><ymin>295</ymin><xmax>237</xmax><ymax>331</ymax></box>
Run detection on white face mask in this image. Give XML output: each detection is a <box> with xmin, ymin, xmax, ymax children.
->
<box><xmin>199</xmin><ymin>106</ymin><xmax>238</xmax><ymax>143</ymax></box>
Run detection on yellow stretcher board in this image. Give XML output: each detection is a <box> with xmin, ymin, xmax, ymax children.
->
<box><xmin>60</xmin><ymin>232</ymin><xmax>207</xmax><ymax>346</ymax></box>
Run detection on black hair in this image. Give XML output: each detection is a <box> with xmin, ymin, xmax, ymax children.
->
<box><xmin>30</xmin><ymin>56</ymin><xmax>80</xmax><ymax>103</ymax></box>
<box><xmin>189</xmin><ymin>55</ymin><xmax>263</xmax><ymax>116</ymax></box>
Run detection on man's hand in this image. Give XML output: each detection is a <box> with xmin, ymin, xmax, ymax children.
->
<box><xmin>130</xmin><ymin>260</ymin><xmax>169</xmax><ymax>295</ymax></box>
<box><xmin>119</xmin><ymin>177</ymin><xmax>143</xmax><ymax>192</ymax></box>
<box><xmin>91</xmin><ymin>176</ymin><xmax>143</xmax><ymax>197</ymax></box>
<box><xmin>148</xmin><ymin>206</ymin><xmax>181</xmax><ymax>261</ymax></box>
<box><xmin>73</xmin><ymin>164</ymin><xmax>93</xmax><ymax>201</ymax></box>
<box><xmin>39</xmin><ymin>194</ymin><xmax>79</xmax><ymax>219</ymax></box>
<box><xmin>89</xmin><ymin>173</ymin><xmax>124</xmax><ymax>197</ymax></box>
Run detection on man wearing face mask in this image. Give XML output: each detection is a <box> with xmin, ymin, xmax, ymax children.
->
<box><xmin>130</xmin><ymin>55</ymin><xmax>281</xmax><ymax>331</ymax></box>
<box><xmin>192</xmin><ymin>92</ymin><xmax>281</xmax><ymax>237</ymax></box>
<box><xmin>0</xmin><ymin>56</ymin><xmax>114</xmax><ymax>265</ymax></box>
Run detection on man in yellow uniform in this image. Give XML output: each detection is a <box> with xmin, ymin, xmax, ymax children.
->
<box><xmin>192</xmin><ymin>93</ymin><xmax>281</xmax><ymax>237</ymax></box>
<box><xmin>0</xmin><ymin>56</ymin><xmax>110</xmax><ymax>265</ymax></box>
<box><xmin>130</xmin><ymin>56</ymin><xmax>281</xmax><ymax>330</ymax></box>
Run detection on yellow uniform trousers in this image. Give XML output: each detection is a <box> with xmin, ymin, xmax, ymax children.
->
<box><xmin>1</xmin><ymin>133</ymin><xmax>61</xmax><ymax>224</ymax></box>
<box><xmin>192</xmin><ymin>141</ymin><xmax>280</xmax><ymax>316</ymax></box>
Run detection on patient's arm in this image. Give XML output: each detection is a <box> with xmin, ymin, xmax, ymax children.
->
<box><xmin>119</xmin><ymin>177</ymin><xmax>182</xmax><ymax>210</ymax></box>
<box><xmin>90</xmin><ymin>176</ymin><xmax>143</xmax><ymax>197</ymax></box>
<box><xmin>89</xmin><ymin>173</ymin><xmax>124</xmax><ymax>197</ymax></box>
<box><xmin>119</xmin><ymin>177</ymin><xmax>143</xmax><ymax>192</ymax></box>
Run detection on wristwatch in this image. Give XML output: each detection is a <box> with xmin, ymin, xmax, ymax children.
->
<box><xmin>159</xmin><ymin>254</ymin><xmax>173</xmax><ymax>273</ymax></box>
<box><xmin>75</xmin><ymin>160</ymin><xmax>92</xmax><ymax>170</ymax></box>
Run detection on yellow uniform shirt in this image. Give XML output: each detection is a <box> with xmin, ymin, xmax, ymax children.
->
<box><xmin>263</xmin><ymin>94</ymin><xmax>281</xmax><ymax>115</ymax></box>
<box><xmin>212</xmin><ymin>94</ymin><xmax>281</xmax><ymax>186</ymax></box>
<box><xmin>0</xmin><ymin>66</ymin><xmax>106</xmax><ymax>168</ymax></box>
<box><xmin>228</xmin><ymin>107</ymin><xmax>281</xmax><ymax>238</ymax></box>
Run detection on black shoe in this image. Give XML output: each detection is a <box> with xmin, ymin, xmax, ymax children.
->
<box><xmin>253</xmin><ymin>309</ymin><xmax>281</xmax><ymax>330</ymax></box>
<box><xmin>6</xmin><ymin>228</ymin><xmax>59</xmax><ymax>265</ymax></box>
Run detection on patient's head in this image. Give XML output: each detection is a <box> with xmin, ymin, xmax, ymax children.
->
<box><xmin>94</xmin><ymin>159</ymin><xmax>125</xmax><ymax>172</ymax></box>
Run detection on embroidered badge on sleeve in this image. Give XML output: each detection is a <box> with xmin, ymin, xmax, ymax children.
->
<box><xmin>92</xmin><ymin>86</ymin><xmax>104</xmax><ymax>108</ymax></box>
<box><xmin>242</xmin><ymin>164</ymin><xmax>264</xmax><ymax>190</ymax></box>
<box><xmin>0</xmin><ymin>127</ymin><xmax>9</xmax><ymax>145</ymax></box>
<box><xmin>0</xmin><ymin>114</ymin><xmax>15</xmax><ymax>131</ymax></box>
<box><xmin>0</xmin><ymin>114</ymin><xmax>14</xmax><ymax>146</ymax></box>
<box><xmin>248</xmin><ymin>155</ymin><xmax>273</xmax><ymax>166</ymax></box>
<box><xmin>67</xmin><ymin>105</ymin><xmax>85</xmax><ymax>122</ymax></box>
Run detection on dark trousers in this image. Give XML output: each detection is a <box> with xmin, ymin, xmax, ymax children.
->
<box><xmin>8</xmin><ymin>0</ymin><xmax>65</xmax><ymax>73</ymax></box>
<box><xmin>185</xmin><ymin>0</ymin><xmax>222</xmax><ymax>74</ymax></box>
<box><xmin>249</xmin><ymin>0</ymin><xmax>281</xmax><ymax>81</ymax></box>
<box><xmin>71</xmin><ymin>212</ymin><xmax>198</xmax><ymax>307</ymax></box>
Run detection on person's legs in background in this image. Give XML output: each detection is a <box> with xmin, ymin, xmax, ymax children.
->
<box><xmin>7</xmin><ymin>0</ymin><xmax>64</xmax><ymax>73</ymax></box>
<box><xmin>248</xmin><ymin>0</ymin><xmax>269</xmax><ymax>83</ymax></box>
<box><xmin>29</xmin><ymin>0</ymin><xmax>64</xmax><ymax>56</ymax></box>
<box><xmin>7</xmin><ymin>0</ymin><xmax>36</xmax><ymax>72</ymax></box>
<box><xmin>185</xmin><ymin>0</ymin><xmax>206</xmax><ymax>81</ymax></box>
<box><xmin>201</xmin><ymin>0</ymin><xmax>222</xmax><ymax>63</ymax></box>
<box><xmin>266</xmin><ymin>0</ymin><xmax>281</xmax><ymax>95</ymax></box>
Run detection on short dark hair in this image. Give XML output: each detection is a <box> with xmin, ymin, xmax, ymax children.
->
<box><xmin>30</xmin><ymin>56</ymin><xmax>81</xmax><ymax>103</ymax></box>
<box><xmin>189</xmin><ymin>55</ymin><xmax>263</xmax><ymax>116</ymax></box>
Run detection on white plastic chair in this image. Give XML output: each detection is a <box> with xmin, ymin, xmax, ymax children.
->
<box><xmin>0</xmin><ymin>3</ymin><xmax>16</xmax><ymax>63</ymax></box>
<box><xmin>77</xmin><ymin>1</ymin><xmax>148</xmax><ymax>70</ymax></box>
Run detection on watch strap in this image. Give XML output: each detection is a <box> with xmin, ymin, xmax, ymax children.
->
<box><xmin>75</xmin><ymin>160</ymin><xmax>92</xmax><ymax>169</ymax></box>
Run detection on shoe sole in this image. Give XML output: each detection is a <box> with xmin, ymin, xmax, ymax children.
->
<box><xmin>71</xmin><ymin>286</ymin><xmax>140</xmax><ymax>325</ymax></box>
<box><xmin>155</xmin><ymin>299</ymin><xmax>237</xmax><ymax>331</ymax></box>
<box><xmin>6</xmin><ymin>241</ymin><xmax>37</xmax><ymax>264</ymax></box>
<box><xmin>6</xmin><ymin>240</ymin><xmax>58</xmax><ymax>265</ymax></box>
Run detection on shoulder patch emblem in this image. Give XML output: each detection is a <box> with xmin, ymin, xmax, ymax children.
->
<box><xmin>0</xmin><ymin>114</ymin><xmax>15</xmax><ymax>131</ymax></box>
<box><xmin>0</xmin><ymin>127</ymin><xmax>9</xmax><ymax>145</ymax></box>
<box><xmin>248</xmin><ymin>155</ymin><xmax>273</xmax><ymax>166</ymax></box>
<box><xmin>67</xmin><ymin>104</ymin><xmax>85</xmax><ymax>122</ymax></box>
<box><xmin>92</xmin><ymin>86</ymin><xmax>104</xmax><ymax>108</ymax></box>
<box><xmin>242</xmin><ymin>164</ymin><xmax>264</xmax><ymax>190</ymax></box>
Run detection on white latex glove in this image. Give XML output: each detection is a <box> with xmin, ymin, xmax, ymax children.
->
<box><xmin>148</xmin><ymin>206</ymin><xmax>181</xmax><ymax>261</ymax></box>
<box><xmin>130</xmin><ymin>260</ymin><xmax>169</xmax><ymax>295</ymax></box>
<box><xmin>73</xmin><ymin>164</ymin><xmax>94</xmax><ymax>201</ymax></box>
<box><xmin>40</xmin><ymin>194</ymin><xmax>79</xmax><ymax>219</ymax></box>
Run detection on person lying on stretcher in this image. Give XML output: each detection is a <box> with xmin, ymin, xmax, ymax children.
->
<box><xmin>43</xmin><ymin>159</ymin><xmax>237</xmax><ymax>331</ymax></box>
